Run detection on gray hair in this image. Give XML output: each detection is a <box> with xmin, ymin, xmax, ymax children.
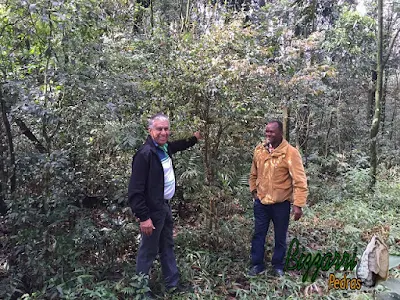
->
<box><xmin>148</xmin><ymin>113</ymin><xmax>169</xmax><ymax>129</ymax></box>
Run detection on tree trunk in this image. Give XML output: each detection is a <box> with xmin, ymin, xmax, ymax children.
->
<box><xmin>150</xmin><ymin>0</ymin><xmax>154</xmax><ymax>33</ymax></box>
<box><xmin>336</xmin><ymin>90</ymin><xmax>342</xmax><ymax>153</ymax></box>
<box><xmin>381</xmin><ymin>69</ymin><xmax>389</xmax><ymax>135</ymax></box>
<box><xmin>367</xmin><ymin>76</ymin><xmax>376</xmax><ymax>122</ymax></box>
<box><xmin>369</xmin><ymin>0</ymin><xmax>383</xmax><ymax>190</ymax></box>
<box><xmin>203</xmin><ymin>127</ymin><xmax>213</xmax><ymax>185</ymax></box>
<box><xmin>389</xmin><ymin>93</ymin><xmax>397</xmax><ymax>142</ymax></box>
<box><xmin>203</xmin><ymin>124</ymin><xmax>216</xmax><ymax>232</ymax></box>
<box><xmin>0</xmin><ymin>86</ymin><xmax>15</xmax><ymax>193</ymax></box>
<box><xmin>389</xmin><ymin>72</ymin><xmax>398</xmax><ymax>142</ymax></box>
<box><xmin>201</xmin><ymin>94</ymin><xmax>216</xmax><ymax>231</ymax></box>
<box><xmin>283</xmin><ymin>105</ymin><xmax>290</xmax><ymax>142</ymax></box>
<box><xmin>295</xmin><ymin>104</ymin><xmax>310</xmax><ymax>154</ymax></box>
<box><xmin>0</xmin><ymin>86</ymin><xmax>15</xmax><ymax>214</ymax></box>
<box><xmin>303</xmin><ymin>111</ymin><xmax>311</xmax><ymax>166</ymax></box>
<box><xmin>0</xmin><ymin>183</ymin><xmax>6</xmax><ymax>215</ymax></box>
<box><xmin>180</xmin><ymin>0</ymin><xmax>185</xmax><ymax>31</ymax></box>
<box><xmin>324</xmin><ymin>110</ymin><xmax>334</xmax><ymax>158</ymax></box>
<box><xmin>0</xmin><ymin>120</ymin><xmax>7</xmax><ymax>215</ymax></box>
<box><xmin>181</xmin><ymin>0</ymin><xmax>191</xmax><ymax>32</ymax></box>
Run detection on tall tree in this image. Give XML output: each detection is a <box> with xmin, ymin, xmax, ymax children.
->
<box><xmin>369</xmin><ymin>0</ymin><xmax>383</xmax><ymax>189</ymax></box>
<box><xmin>370</xmin><ymin>0</ymin><xmax>400</xmax><ymax>188</ymax></box>
<box><xmin>0</xmin><ymin>86</ymin><xmax>13</xmax><ymax>215</ymax></box>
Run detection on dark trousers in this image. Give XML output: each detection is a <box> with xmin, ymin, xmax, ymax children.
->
<box><xmin>251</xmin><ymin>199</ymin><xmax>291</xmax><ymax>271</ymax></box>
<box><xmin>136</xmin><ymin>202</ymin><xmax>179</xmax><ymax>288</ymax></box>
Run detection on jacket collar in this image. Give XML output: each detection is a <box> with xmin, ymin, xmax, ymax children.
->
<box><xmin>265</xmin><ymin>139</ymin><xmax>289</xmax><ymax>157</ymax></box>
<box><xmin>145</xmin><ymin>135</ymin><xmax>157</xmax><ymax>152</ymax></box>
<box><xmin>145</xmin><ymin>135</ymin><xmax>170</xmax><ymax>154</ymax></box>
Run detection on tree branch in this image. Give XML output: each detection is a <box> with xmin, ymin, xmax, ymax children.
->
<box><xmin>383</xmin><ymin>26</ymin><xmax>400</xmax><ymax>68</ymax></box>
<box><xmin>14</xmin><ymin>118</ymin><xmax>48</xmax><ymax>153</ymax></box>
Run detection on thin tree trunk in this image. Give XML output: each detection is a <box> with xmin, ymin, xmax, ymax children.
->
<box><xmin>203</xmin><ymin>121</ymin><xmax>213</xmax><ymax>231</ymax></box>
<box><xmin>182</xmin><ymin>0</ymin><xmax>191</xmax><ymax>32</ymax></box>
<box><xmin>381</xmin><ymin>69</ymin><xmax>389</xmax><ymax>134</ymax></box>
<box><xmin>180</xmin><ymin>0</ymin><xmax>185</xmax><ymax>31</ymax></box>
<box><xmin>0</xmin><ymin>184</ymin><xmax>6</xmax><ymax>215</ymax></box>
<box><xmin>0</xmin><ymin>114</ymin><xmax>7</xmax><ymax>215</ymax></box>
<box><xmin>150</xmin><ymin>0</ymin><xmax>154</xmax><ymax>33</ymax></box>
<box><xmin>0</xmin><ymin>86</ymin><xmax>15</xmax><ymax>194</ymax></box>
<box><xmin>283</xmin><ymin>105</ymin><xmax>290</xmax><ymax>142</ymax></box>
<box><xmin>369</xmin><ymin>0</ymin><xmax>383</xmax><ymax>190</ymax></box>
<box><xmin>42</xmin><ymin>55</ymin><xmax>51</xmax><ymax>151</ymax></box>
<box><xmin>389</xmin><ymin>94</ymin><xmax>397</xmax><ymax>142</ymax></box>
<box><xmin>201</xmin><ymin>95</ymin><xmax>215</xmax><ymax>231</ymax></box>
<box><xmin>337</xmin><ymin>90</ymin><xmax>342</xmax><ymax>153</ymax></box>
<box><xmin>367</xmin><ymin>77</ymin><xmax>376</xmax><ymax>122</ymax></box>
<box><xmin>295</xmin><ymin>105</ymin><xmax>310</xmax><ymax>155</ymax></box>
<box><xmin>324</xmin><ymin>110</ymin><xmax>333</xmax><ymax>158</ymax></box>
<box><xmin>302</xmin><ymin>111</ymin><xmax>311</xmax><ymax>166</ymax></box>
<box><xmin>203</xmin><ymin>127</ymin><xmax>212</xmax><ymax>185</ymax></box>
<box><xmin>389</xmin><ymin>72</ymin><xmax>398</xmax><ymax>141</ymax></box>
<box><xmin>180</xmin><ymin>0</ymin><xmax>185</xmax><ymax>26</ymax></box>
<box><xmin>203</xmin><ymin>0</ymin><xmax>206</xmax><ymax>25</ymax></box>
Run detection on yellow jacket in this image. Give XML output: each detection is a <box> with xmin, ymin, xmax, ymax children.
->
<box><xmin>249</xmin><ymin>139</ymin><xmax>308</xmax><ymax>207</ymax></box>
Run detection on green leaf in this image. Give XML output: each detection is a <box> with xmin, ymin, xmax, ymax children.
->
<box><xmin>343</xmin><ymin>224</ymin><xmax>361</xmax><ymax>234</ymax></box>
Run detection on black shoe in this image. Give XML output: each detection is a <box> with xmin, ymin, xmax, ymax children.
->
<box><xmin>273</xmin><ymin>268</ymin><xmax>284</xmax><ymax>277</ymax></box>
<box><xmin>248</xmin><ymin>266</ymin><xmax>265</xmax><ymax>276</ymax></box>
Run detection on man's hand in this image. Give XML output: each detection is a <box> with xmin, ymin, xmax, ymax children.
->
<box><xmin>140</xmin><ymin>218</ymin><xmax>156</xmax><ymax>236</ymax></box>
<box><xmin>193</xmin><ymin>131</ymin><xmax>203</xmax><ymax>140</ymax></box>
<box><xmin>292</xmin><ymin>206</ymin><xmax>303</xmax><ymax>221</ymax></box>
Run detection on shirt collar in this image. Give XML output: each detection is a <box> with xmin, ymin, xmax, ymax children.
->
<box><xmin>153</xmin><ymin>140</ymin><xmax>168</xmax><ymax>153</ymax></box>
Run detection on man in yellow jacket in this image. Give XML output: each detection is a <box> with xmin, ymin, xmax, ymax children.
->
<box><xmin>248</xmin><ymin>120</ymin><xmax>308</xmax><ymax>277</ymax></box>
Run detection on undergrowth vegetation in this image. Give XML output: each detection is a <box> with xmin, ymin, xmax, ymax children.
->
<box><xmin>1</xmin><ymin>160</ymin><xmax>399</xmax><ymax>299</ymax></box>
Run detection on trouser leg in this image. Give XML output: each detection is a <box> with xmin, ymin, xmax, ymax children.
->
<box><xmin>250</xmin><ymin>199</ymin><xmax>271</xmax><ymax>270</ymax></box>
<box><xmin>136</xmin><ymin>210</ymin><xmax>165</xmax><ymax>276</ymax></box>
<box><xmin>271</xmin><ymin>200</ymin><xmax>291</xmax><ymax>270</ymax></box>
<box><xmin>159</xmin><ymin>203</ymin><xmax>179</xmax><ymax>288</ymax></box>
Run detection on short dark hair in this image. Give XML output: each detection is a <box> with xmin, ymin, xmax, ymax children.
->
<box><xmin>268</xmin><ymin>120</ymin><xmax>283</xmax><ymax>132</ymax></box>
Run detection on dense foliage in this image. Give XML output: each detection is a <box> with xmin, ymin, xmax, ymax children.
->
<box><xmin>1</xmin><ymin>0</ymin><xmax>400</xmax><ymax>299</ymax></box>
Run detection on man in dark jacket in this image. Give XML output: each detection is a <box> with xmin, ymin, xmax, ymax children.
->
<box><xmin>128</xmin><ymin>113</ymin><xmax>201</xmax><ymax>293</ymax></box>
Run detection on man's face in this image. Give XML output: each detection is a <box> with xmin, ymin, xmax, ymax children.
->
<box><xmin>149</xmin><ymin>119</ymin><xmax>170</xmax><ymax>146</ymax></box>
<box><xmin>265</xmin><ymin>122</ymin><xmax>282</xmax><ymax>146</ymax></box>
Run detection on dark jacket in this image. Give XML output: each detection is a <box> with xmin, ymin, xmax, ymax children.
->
<box><xmin>128</xmin><ymin>135</ymin><xmax>198</xmax><ymax>221</ymax></box>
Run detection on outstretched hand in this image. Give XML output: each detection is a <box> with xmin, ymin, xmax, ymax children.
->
<box><xmin>194</xmin><ymin>131</ymin><xmax>203</xmax><ymax>140</ymax></box>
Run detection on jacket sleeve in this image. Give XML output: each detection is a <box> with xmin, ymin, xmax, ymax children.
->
<box><xmin>168</xmin><ymin>136</ymin><xmax>198</xmax><ymax>155</ymax></box>
<box><xmin>288</xmin><ymin>148</ymin><xmax>308</xmax><ymax>207</ymax></box>
<box><xmin>249</xmin><ymin>148</ymin><xmax>258</xmax><ymax>193</ymax></box>
<box><xmin>128</xmin><ymin>151</ymin><xmax>150</xmax><ymax>221</ymax></box>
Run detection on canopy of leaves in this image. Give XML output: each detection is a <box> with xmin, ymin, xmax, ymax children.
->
<box><xmin>1</xmin><ymin>0</ymin><xmax>400</xmax><ymax>299</ymax></box>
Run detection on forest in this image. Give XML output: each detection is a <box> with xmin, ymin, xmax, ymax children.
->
<box><xmin>1</xmin><ymin>0</ymin><xmax>400</xmax><ymax>299</ymax></box>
